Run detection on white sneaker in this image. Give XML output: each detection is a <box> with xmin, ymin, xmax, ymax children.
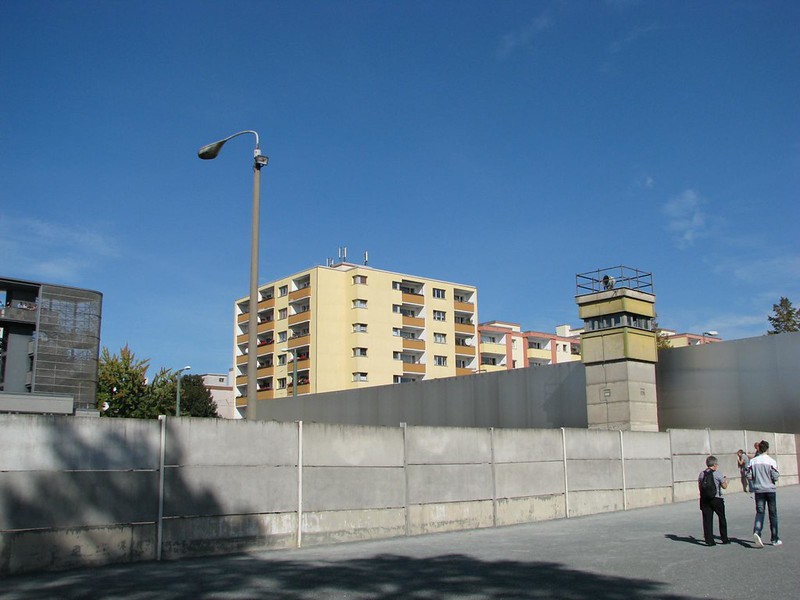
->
<box><xmin>773</xmin><ymin>540</ymin><xmax>783</xmax><ymax>546</ymax></box>
<box><xmin>753</xmin><ymin>533</ymin><xmax>764</xmax><ymax>548</ymax></box>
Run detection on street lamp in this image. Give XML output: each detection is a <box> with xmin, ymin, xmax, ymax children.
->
<box><xmin>702</xmin><ymin>331</ymin><xmax>718</xmax><ymax>344</ymax></box>
<box><xmin>198</xmin><ymin>131</ymin><xmax>268</xmax><ymax>416</ymax></box>
<box><xmin>175</xmin><ymin>365</ymin><xmax>191</xmax><ymax>417</ymax></box>
<box><xmin>282</xmin><ymin>348</ymin><xmax>298</xmax><ymax>397</ymax></box>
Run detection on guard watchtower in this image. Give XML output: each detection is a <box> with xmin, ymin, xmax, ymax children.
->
<box><xmin>575</xmin><ymin>267</ymin><xmax>658</xmax><ymax>431</ymax></box>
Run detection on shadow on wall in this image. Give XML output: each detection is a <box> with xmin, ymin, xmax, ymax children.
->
<box><xmin>0</xmin><ymin>415</ymin><xmax>227</xmax><ymax>575</ymax></box>
<box><xmin>6</xmin><ymin>553</ymin><xmax>689</xmax><ymax>600</ymax></box>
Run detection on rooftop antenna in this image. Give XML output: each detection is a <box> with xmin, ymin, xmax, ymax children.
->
<box><xmin>364</xmin><ymin>251</ymin><xmax>369</xmax><ymax>266</ymax></box>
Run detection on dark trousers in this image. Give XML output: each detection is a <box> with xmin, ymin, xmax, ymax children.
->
<box><xmin>701</xmin><ymin>497</ymin><xmax>728</xmax><ymax>545</ymax></box>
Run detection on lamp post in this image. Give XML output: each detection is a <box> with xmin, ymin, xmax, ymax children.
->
<box><xmin>282</xmin><ymin>347</ymin><xmax>298</xmax><ymax>397</ymax></box>
<box><xmin>198</xmin><ymin>131</ymin><xmax>268</xmax><ymax>416</ymax></box>
<box><xmin>702</xmin><ymin>330</ymin><xmax>718</xmax><ymax>345</ymax></box>
<box><xmin>175</xmin><ymin>365</ymin><xmax>191</xmax><ymax>417</ymax></box>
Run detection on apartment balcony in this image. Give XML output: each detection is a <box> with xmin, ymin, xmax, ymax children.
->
<box><xmin>403</xmin><ymin>362</ymin><xmax>426</xmax><ymax>374</ymax></box>
<box><xmin>527</xmin><ymin>347</ymin><xmax>551</xmax><ymax>361</ymax></box>
<box><xmin>402</xmin><ymin>338</ymin><xmax>425</xmax><ymax>351</ymax></box>
<box><xmin>257</xmin><ymin>365</ymin><xmax>275</xmax><ymax>377</ymax></box>
<box><xmin>402</xmin><ymin>315</ymin><xmax>425</xmax><ymax>329</ymax></box>
<box><xmin>288</xmin><ymin>334</ymin><xmax>310</xmax><ymax>349</ymax></box>
<box><xmin>481</xmin><ymin>342</ymin><xmax>506</xmax><ymax>355</ymax></box>
<box><xmin>288</xmin><ymin>309</ymin><xmax>310</xmax><ymax>326</ymax></box>
<box><xmin>454</xmin><ymin>300</ymin><xmax>474</xmax><ymax>313</ymax></box>
<box><xmin>480</xmin><ymin>364</ymin><xmax>506</xmax><ymax>373</ymax></box>
<box><xmin>257</xmin><ymin>322</ymin><xmax>274</xmax><ymax>334</ymax></box>
<box><xmin>289</xmin><ymin>287</ymin><xmax>311</xmax><ymax>301</ymax></box>
<box><xmin>236</xmin><ymin>396</ymin><xmax>248</xmax><ymax>407</ymax></box>
<box><xmin>454</xmin><ymin>322</ymin><xmax>475</xmax><ymax>334</ymax></box>
<box><xmin>402</xmin><ymin>292</ymin><xmax>424</xmax><ymax>306</ymax></box>
<box><xmin>456</xmin><ymin>367</ymin><xmax>474</xmax><ymax>377</ymax></box>
<box><xmin>237</xmin><ymin>312</ymin><xmax>249</xmax><ymax>324</ymax></box>
<box><xmin>287</xmin><ymin>383</ymin><xmax>311</xmax><ymax>395</ymax></box>
<box><xmin>236</xmin><ymin>353</ymin><xmax>248</xmax><ymax>365</ymax></box>
<box><xmin>258</xmin><ymin>297</ymin><xmax>276</xmax><ymax>311</ymax></box>
<box><xmin>454</xmin><ymin>345</ymin><xmax>476</xmax><ymax>356</ymax></box>
<box><xmin>256</xmin><ymin>389</ymin><xmax>275</xmax><ymax>401</ymax></box>
<box><xmin>0</xmin><ymin>305</ymin><xmax>38</xmax><ymax>324</ymax></box>
<box><xmin>235</xmin><ymin>375</ymin><xmax>247</xmax><ymax>386</ymax></box>
<box><xmin>236</xmin><ymin>333</ymin><xmax>249</xmax><ymax>345</ymax></box>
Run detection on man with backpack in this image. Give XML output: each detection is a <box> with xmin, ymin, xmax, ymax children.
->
<box><xmin>748</xmin><ymin>440</ymin><xmax>781</xmax><ymax>548</ymax></box>
<box><xmin>699</xmin><ymin>455</ymin><xmax>729</xmax><ymax>546</ymax></box>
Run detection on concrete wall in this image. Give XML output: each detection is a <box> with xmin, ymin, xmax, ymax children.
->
<box><xmin>2</xmin><ymin>414</ymin><xmax>797</xmax><ymax>575</ymax></box>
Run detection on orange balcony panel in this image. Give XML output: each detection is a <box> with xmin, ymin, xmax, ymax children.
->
<box><xmin>258</xmin><ymin>297</ymin><xmax>276</xmax><ymax>310</ymax></box>
<box><xmin>454</xmin><ymin>345</ymin><xmax>476</xmax><ymax>356</ymax></box>
<box><xmin>256</xmin><ymin>389</ymin><xmax>275</xmax><ymax>401</ymax></box>
<box><xmin>288</xmin><ymin>310</ymin><xmax>310</xmax><ymax>326</ymax></box>
<box><xmin>237</xmin><ymin>312</ymin><xmax>249</xmax><ymax>324</ymax></box>
<box><xmin>402</xmin><ymin>338</ymin><xmax>425</xmax><ymax>351</ymax></box>
<box><xmin>454</xmin><ymin>322</ymin><xmax>475</xmax><ymax>334</ymax></box>
<box><xmin>402</xmin><ymin>292</ymin><xmax>424</xmax><ymax>305</ymax></box>
<box><xmin>236</xmin><ymin>396</ymin><xmax>248</xmax><ymax>407</ymax></box>
<box><xmin>456</xmin><ymin>368</ymin><xmax>474</xmax><ymax>377</ymax></box>
<box><xmin>289</xmin><ymin>287</ymin><xmax>311</xmax><ymax>301</ymax></box>
<box><xmin>288</xmin><ymin>335</ymin><xmax>310</xmax><ymax>349</ymax></box>
<box><xmin>297</xmin><ymin>384</ymin><xmax>311</xmax><ymax>395</ymax></box>
<box><xmin>402</xmin><ymin>316</ymin><xmax>425</xmax><ymax>328</ymax></box>
<box><xmin>257</xmin><ymin>322</ymin><xmax>274</xmax><ymax>334</ymax></box>
<box><xmin>257</xmin><ymin>365</ymin><xmax>275</xmax><ymax>377</ymax></box>
<box><xmin>236</xmin><ymin>354</ymin><xmax>249</xmax><ymax>365</ymax></box>
<box><xmin>236</xmin><ymin>333</ymin><xmax>249</xmax><ymax>345</ymax></box>
<box><xmin>296</xmin><ymin>358</ymin><xmax>311</xmax><ymax>370</ymax></box>
<box><xmin>403</xmin><ymin>362</ymin><xmax>426</xmax><ymax>374</ymax></box>
<box><xmin>235</xmin><ymin>375</ymin><xmax>247</xmax><ymax>386</ymax></box>
<box><xmin>454</xmin><ymin>301</ymin><xmax>474</xmax><ymax>313</ymax></box>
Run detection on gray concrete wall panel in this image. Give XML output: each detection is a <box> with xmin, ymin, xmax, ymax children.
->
<box><xmin>408</xmin><ymin>500</ymin><xmax>494</xmax><ymax>535</ymax></box>
<box><xmin>301</xmin><ymin>508</ymin><xmax>405</xmax><ymax>546</ymax></box>
<box><xmin>568</xmin><ymin>489</ymin><xmax>623</xmax><ymax>517</ymax></box>
<box><xmin>495</xmin><ymin>461</ymin><xmax>565</xmax><ymax>498</ymax></box>
<box><xmin>163</xmin><ymin>465</ymin><xmax>296</xmax><ymax>517</ymax></box>
<box><xmin>658</xmin><ymin>333</ymin><xmax>800</xmax><ymax>433</ymax></box>
<box><xmin>161</xmin><ymin>513</ymin><xmax>296</xmax><ymax>559</ymax></box>
<box><xmin>565</xmin><ymin>429</ymin><xmax>620</xmax><ymax>459</ymax></box>
<box><xmin>303</xmin><ymin>423</ymin><xmax>403</xmax><ymax>467</ymax></box>
<box><xmin>672</xmin><ymin>454</ymin><xmax>708</xmax><ymax>483</ymax></box>
<box><xmin>0</xmin><ymin>471</ymin><xmax>158</xmax><ymax>529</ymax></box>
<box><xmin>669</xmin><ymin>429</ymin><xmax>710</xmax><ymax>455</ymax></box>
<box><xmin>565</xmin><ymin>459</ymin><xmax>622</xmax><ymax>491</ymax></box>
<box><xmin>0</xmin><ymin>414</ymin><xmax>158</xmax><ymax>471</ymax></box>
<box><xmin>166</xmin><ymin>419</ymin><xmax>297</xmax><ymax>466</ymax></box>
<box><xmin>406</xmin><ymin>426</ymin><xmax>491</xmax><ymax>465</ymax></box>
<box><xmin>407</xmin><ymin>464</ymin><xmax>493</xmax><ymax>504</ymax></box>
<box><xmin>493</xmin><ymin>428</ymin><xmax>563</xmax><ymax>463</ymax></box>
<box><xmin>622</xmin><ymin>431</ymin><xmax>670</xmax><ymax>459</ymax></box>
<box><xmin>623</xmin><ymin>458</ymin><xmax>673</xmax><ymax>489</ymax></box>
<box><xmin>302</xmin><ymin>467</ymin><xmax>405</xmax><ymax>511</ymax></box>
<box><xmin>0</xmin><ymin>524</ymin><xmax>154</xmax><ymax>576</ymax></box>
<box><xmin>495</xmin><ymin>494</ymin><xmax>565</xmax><ymax>525</ymax></box>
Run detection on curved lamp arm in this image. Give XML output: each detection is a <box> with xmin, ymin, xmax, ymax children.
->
<box><xmin>198</xmin><ymin>130</ymin><xmax>265</xmax><ymax>164</ymax></box>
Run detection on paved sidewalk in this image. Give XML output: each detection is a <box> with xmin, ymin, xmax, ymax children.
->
<box><xmin>2</xmin><ymin>486</ymin><xmax>798</xmax><ymax>599</ymax></box>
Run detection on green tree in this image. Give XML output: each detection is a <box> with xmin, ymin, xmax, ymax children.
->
<box><xmin>97</xmin><ymin>345</ymin><xmax>151</xmax><ymax>418</ymax></box>
<box><xmin>653</xmin><ymin>316</ymin><xmax>672</xmax><ymax>350</ymax></box>
<box><xmin>768</xmin><ymin>297</ymin><xmax>800</xmax><ymax>334</ymax></box>
<box><xmin>176</xmin><ymin>374</ymin><xmax>220</xmax><ymax>418</ymax></box>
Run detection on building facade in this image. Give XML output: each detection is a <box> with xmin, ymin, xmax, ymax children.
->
<box><xmin>478</xmin><ymin>321</ymin><xmax>581</xmax><ymax>371</ymax></box>
<box><xmin>0</xmin><ymin>277</ymin><xmax>102</xmax><ymax>415</ymax></box>
<box><xmin>201</xmin><ymin>371</ymin><xmax>238</xmax><ymax>419</ymax></box>
<box><xmin>233</xmin><ymin>263</ymin><xmax>478</xmax><ymax>412</ymax></box>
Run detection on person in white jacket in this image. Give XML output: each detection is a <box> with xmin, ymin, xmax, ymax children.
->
<box><xmin>748</xmin><ymin>440</ymin><xmax>781</xmax><ymax>548</ymax></box>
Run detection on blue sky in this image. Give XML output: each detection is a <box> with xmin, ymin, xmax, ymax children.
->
<box><xmin>2</xmin><ymin>1</ymin><xmax>798</xmax><ymax>376</ymax></box>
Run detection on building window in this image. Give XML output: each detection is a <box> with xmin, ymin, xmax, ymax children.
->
<box><xmin>456</xmin><ymin>359</ymin><xmax>469</xmax><ymax>369</ymax></box>
<box><xmin>392</xmin><ymin>327</ymin><xmax>401</xmax><ymax>337</ymax></box>
<box><xmin>433</xmin><ymin>288</ymin><xmax>446</xmax><ymax>299</ymax></box>
<box><xmin>353</xmin><ymin>323</ymin><xmax>368</xmax><ymax>333</ymax></box>
<box><xmin>278</xmin><ymin>285</ymin><xmax>288</xmax><ymax>297</ymax></box>
<box><xmin>433</xmin><ymin>310</ymin><xmax>446</xmax><ymax>321</ymax></box>
<box><xmin>392</xmin><ymin>281</ymin><xmax>402</xmax><ymax>290</ymax></box>
<box><xmin>278</xmin><ymin>331</ymin><xmax>287</xmax><ymax>342</ymax></box>
<box><xmin>278</xmin><ymin>308</ymin><xmax>287</xmax><ymax>319</ymax></box>
<box><xmin>353</xmin><ymin>347</ymin><xmax>368</xmax><ymax>357</ymax></box>
<box><xmin>278</xmin><ymin>354</ymin><xmax>287</xmax><ymax>366</ymax></box>
<box><xmin>434</xmin><ymin>355</ymin><xmax>447</xmax><ymax>367</ymax></box>
<box><xmin>277</xmin><ymin>378</ymin><xmax>287</xmax><ymax>389</ymax></box>
<box><xmin>353</xmin><ymin>299</ymin><xmax>368</xmax><ymax>309</ymax></box>
<box><xmin>353</xmin><ymin>275</ymin><xmax>368</xmax><ymax>285</ymax></box>
<box><xmin>434</xmin><ymin>332</ymin><xmax>446</xmax><ymax>344</ymax></box>
<box><xmin>353</xmin><ymin>372</ymin><xmax>368</xmax><ymax>382</ymax></box>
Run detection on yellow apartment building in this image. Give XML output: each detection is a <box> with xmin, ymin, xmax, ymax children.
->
<box><xmin>233</xmin><ymin>262</ymin><xmax>478</xmax><ymax>411</ymax></box>
<box><xmin>478</xmin><ymin>321</ymin><xmax>581</xmax><ymax>372</ymax></box>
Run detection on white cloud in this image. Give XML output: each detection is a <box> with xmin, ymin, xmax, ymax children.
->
<box><xmin>497</xmin><ymin>13</ymin><xmax>552</xmax><ymax>60</ymax></box>
<box><xmin>0</xmin><ymin>214</ymin><xmax>119</xmax><ymax>283</ymax></box>
<box><xmin>662</xmin><ymin>189</ymin><xmax>708</xmax><ymax>249</ymax></box>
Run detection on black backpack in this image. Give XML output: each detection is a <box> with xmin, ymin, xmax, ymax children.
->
<box><xmin>700</xmin><ymin>469</ymin><xmax>717</xmax><ymax>500</ymax></box>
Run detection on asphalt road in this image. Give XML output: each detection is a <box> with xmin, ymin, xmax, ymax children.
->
<box><xmin>2</xmin><ymin>486</ymin><xmax>798</xmax><ymax>599</ymax></box>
